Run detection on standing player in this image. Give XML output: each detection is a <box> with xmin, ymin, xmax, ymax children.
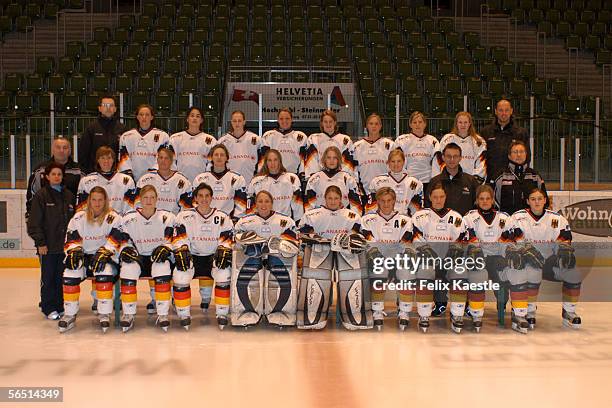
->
<box><xmin>395</xmin><ymin>111</ymin><xmax>441</xmax><ymax>191</ymax></box>
<box><xmin>173</xmin><ymin>183</ymin><xmax>234</xmax><ymax>330</ymax></box>
<box><xmin>59</xmin><ymin>187</ymin><xmax>122</xmax><ymax>333</ymax></box>
<box><xmin>217</xmin><ymin>110</ymin><xmax>264</xmax><ymax>184</ymax></box>
<box><xmin>118</xmin><ymin>104</ymin><xmax>170</xmax><ymax>180</ymax></box>
<box><xmin>231</xmin><ymin>191</ymin><xmax>300</xmax><ymax>327</ymax></box>
<box><xmin>304</xmin><ymin>146</ymin><xmax>363</xmax><ymax>213</ymax></box>
<box><xmin>261</xmin><ymin>108</ymin><xmax>308</xmax><ymax>176</ymax></box>
<box><xmin>77</xmin><ymin>146</ymin><xmax>136</xmax><ymax>215</ymax></box>
<box><xmin>304</xmin><ymin>109</ymin><xmax>356</xmax><ymax>178</ymax></box>
<box><xmin>297</xmin><ymin>186</ymin><xmax>371</xmax><ymax>330</ymax></box>
<box><xmin>352</xmin><ymin>113</ymin><xmax>396</xmax><ymax>190</ymax></box>
<box><xmin>434</xmin><ymin>111</ymin><xmax>487</xmax><ymax>182</ymax></box>
<box><xmin>367</xmin><ymin>149</ymin><xmax>423</xmax><ymax>216</ymax></box>
<box><xmin>169</xmin><ymin>107</ymin><xmax>216</xmax><ymax>182</ymax></box>
<box><xmin>247</xmin><ymin>149</ymin><xmax>303</xmax><ymax>220</ymax></box>
<box><xmin>193</xmin><ymin>144</ymin><xmax>247</xmax><ymax>220</ymax></box>
<box><xmin>136</xmin><ymin>147</ymin><xmax>191</xmax><ymax>214</ymax></box>
<box><xmin>360</xmin><ymin>187</ymin><xmax>414</xmax><ymax>330</ymax></box>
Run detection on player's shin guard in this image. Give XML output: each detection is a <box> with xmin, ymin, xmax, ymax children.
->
<box><xmin>468</xmin><ymin>289</ymin><xmax>485</xmax><ymax>318</ymax></box>
<box><xmin>120</xmin><ymin>279</ymin><xmax>138</xmax><ymax>315</ymax></box>
<box><xmin>562</xmin><ymin>281</ymin><xmax>581</xmax><ymax>313</ymax></box>
<box><xmin>62</xmin><ymin>276</ymin><xmax>82</xmax><ymax>317</ymax></box>
<box><xmin>526</xmin><ymin>282</ymin><xmax>540</xmax><ymax>315</ymax></box>
<box><xmin>370</xmin><ymin>277</ymin><xmax>386</xmax><ymax>315</ymax></box>
<box><xmin>212</xmin><ymin>266</ymin><xmax>231</xmax><ymax>318</ymax></box>
<box><xmin>230</xmin><ymin>252</ymin><xmax>264</xmax><ymax>326</ymax></box>
<box><xmin>510</xmin><ymin>283</ymin><xmax>528</xmax><ymax>317</ymax></box>
<box><xmin>95</xmin><ymin>273</ymin><xmax>115</xmax><ymax>316</ymax></box>
<box><xmin>199</xmin><ymin>277</ymin><xmax>213</xmax><ymax>307</ymax></box>
<box><xmin>172</xmin><ymin>267</ymin><xmax>194</xmax><ymax>319</ymax></box>
<box><xmin>336</xmin><ymin>253</ymin><xmax>373</xmax><ymax>330</ymax></box>
<box><xmin>416</xmin><ymin>279</ymin><xmax>434</xmax><ymax>317</ymax></box>
<box><xmin>154</xmin><ymin>276</ymin><xmax>172</xmax><ymax>316</ymax></box>
<box><xmin>148</xmin><ymin>279</ymin><xmax>155</xmax><ymax>302</ymax></box>
<box><xmin>264</xmin><ymin>255</ymin><xmax>298</xmax><ymax>326</ymax></box>
<box><xmin>297</xmin><ymin>246</ymin><xmax>333</xmax><ymax>330</ymax></box>
<box><xmin>449</xmin><ymin>279</ymin><xmax>468</xmax><ymax>318</ymax></box>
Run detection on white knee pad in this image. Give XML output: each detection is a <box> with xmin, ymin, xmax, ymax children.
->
<box><xmin>173</xmin><ymin>268</ymin><xmax>194</xmax><ymax>286</ymax></box>
<box><xmin>526</xmin><ymin>264</ymin><xmax>543</xmax><ymax>285</ymax></box>
<box><xmin>212</xmin><ymin>266</ymin><xmax>231</xmax><ymax>283</ymax></box>
<box><xmin>120</xmin><ymin>262</ymin><xmax>141</xmax><ymax>280</ymax></box>
<box><xmin>64</xmin><ymin>266</ymin><xmax>86</xmax><ymax>280</ymax></box>
<box><xmin>151</xmin><ymin>261</ymin><xmax>171</xmax><ymax>278</ymax></box>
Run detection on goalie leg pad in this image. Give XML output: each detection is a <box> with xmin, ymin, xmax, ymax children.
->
<box><xmin>264</xmin><ymin>254</ymin><xmax>298</xmax><ymax>326</ymax></box>
<box><xmin>336</xmin><ymin>252</ymin><xmax>373</xmax><ymax>330</ymax></box>
<box><xmin>230</xmin><ymin>251</ymin><xmax>264</xmax><ymax>326</ymax></box>
<box><xmin>297</xmin><ymin>246</ymin><xmax>333</xmax><ymax>330</ymax></box>
<box><xmin>154</xmin><ymin>275</ymin><xmax>172</xmax><ymax>316</ymax></box>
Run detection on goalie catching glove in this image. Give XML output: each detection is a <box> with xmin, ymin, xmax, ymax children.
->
<box><xmin>557</xmin><ymin>242</ymin><xmax>576</xmax><ymax>269</ymax></box>
<box><xmin>267</xmin><ymin>237</ymin><xmax>299</xmax><ymax>258</ymax></box>
<box><xmin>65</xmin><ymin>247</ymin><xmax>84</xmax><ymax>270</ymax></box>
<box><xmin>92</xmin><ymin>247</ymin><xmax>112</xmax><ymax>273</ymax></box>
<box><xmin>214</xmin><ymin>245</ymin><xmax>232</xmax><ymax>269</ymax></box>
<box><xmin>120</xmin><ymin>246</ymin><xmax>140</xmax><ymax>264</ymax></box>
<box><xmin>331</xmin><ymin>232</ymin><xmax>367</xmax><ymax>254</ymax></box>
<box><xmin>174</xmin><ymin>245</ymin><xmax>192</xmax><ymax>271</ymax></box>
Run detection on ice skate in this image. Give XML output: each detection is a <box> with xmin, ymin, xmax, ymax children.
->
<box><xmin>146</xmin><ymin>300</ymin><xmax>156</xmax><ymax>315</ymax></box>
<box><xmin>398</xmin><ymin>311</ymin><xmax>409</xmax><ymax>331</ymax></box>
<box><xmin>180</xmin><ymin>316</ymin><xmax>191</xmax><ymax>331</ymax></box>
<box><xmin>450</xmin><ymin>314</ymin><xmax>464</xmax><ymax>334</ymax></box>
<box><xmin>526</xmin><ymin>312</ymin><xmax>536</xmax><ymax>330</ymax></box>
<box><xmin>472</xmin><ymin>316</ymin><xmax>482</xmax><ymax>333</ymax></box>
<box><xmin>120</xmin><ymin>313</ymin><xmax>135</xmax><ymax>332</ymax></box>
<box><xmin>418</xmin><ymin>316</ymin><xmax>430</xmax><ymax>333</ymax></box>
<box><xmin>91</xmin><ymin>299</ymin><xmax>98</xmax><ymax>315</ymax></box>
<box><xmin>562</xmin><ymin>309</ymin><xmax>581</xmax><ymax>329</ymax></box>
<box><xmin>58</xmin><ymin>314</ymin><xmax>76</xmax><ymax>333</ymax></box>
<box><xmin>200</xmin><ymin>301</ymin><xmax>209</xmax><ymax>313</ymax></box>
<box><xmin>99</xmin><ymin>314</ymin><xmax>110</xmax><ymax>333</ymax></box>
<box><xmin>373</xmin><ymin>311</ymin><xmax>386</xmax><ymax>331</ymax></box>
<box><xmin>156</xmin><ymin>315</ymin><xmax>170</xmax><ymax>332</ymax></box>
<box><xmin>511</xmin><ymin>312</ymin><xmax>529</xmax><ymax>334</ymax></box>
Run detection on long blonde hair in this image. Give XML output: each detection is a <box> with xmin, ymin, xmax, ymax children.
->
<box><xmin>321</xmin><ymin>145</ymin><xmax>342</xmax><ymax>171</ymax></box>
<box><xmin>451</xmin><ymin>111</ymin><xmax>480</xmax><ymax>143</ymax></box>
<box><xmin>259</xmin><ymin>149</ymin><xmax>287</xmax><ymax>176</ymax></box>
<box><xmin>86</xmin><ymin>186</ymin><xmax>111</xmax><ymax>224</ymax></box>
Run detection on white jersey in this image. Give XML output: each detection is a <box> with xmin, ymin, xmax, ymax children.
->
<box><xmin>507</xmin><ymin>209</ymin><xmax>572</xmax><ymax>259</ymax></box>
<box><xmin>76</xmin><ymin>171</ymin><xmax>136</xmax><ymax>215</ymax></box>
<box><xmin>412</xmin><ymin>208</ymin><xmax>466</xmax><ymax>244</ymax></box>
<box><xmin>298</xmin><ymin>207</ymin><xmax>362</xmax><ymax>240</ymax></box>
<box><xmin>173</xmin><ymin>207</ymin><xmax>233</xmax><ymax>255</ymax></box>
<box><xmin>361</xmin><ymin>211</ymin><xmax>413</xmax><ymax>258</ymax></box>
<box><xmin>261</xmin><ymin>128</ymin><xmax>308</xmax><ymax>174</ymax></box>
<box><xmin>234</xmin><ymin>211</ymin><xmax>299</xmax><ymax>244</ymax></box>
<box><xmin>169</xmin><ymin>130</ymin><xmax>216</xmax><ymax>182</ymax></box>
<box><xmin>136</xmin><ymin>171</ymin><xmax>192</xmax><ymax>214</ymax></box>
<box><xmin>192</xmin><ymin>170</ymin><xmax>246</xmax><ymax>219</ymax></box>
<box><xmin>395</xmin><ymin>133</ymin><xmax>441</xmax><ymax>183</ymax></box>
<box><xmin>105</xmin><ymin>208</ymin><xmax>175</xmax><ymax>256</ymax></box>
<box><xmin>118</xmin><ymin>128</ymin><xmax>170</xmax><ymax>180</ymax></box>
<box><xmin>246</xmin><ymin>172</ymin><xmax>303</xmax><ymax>220</ymax></box>
<box><xmin>463</xmin><ymin>209</ymin><xmax>512</xmax><ymax>256</ymax></box>
<box><xmin>366</xmin><ymin>172</ymin><xmax>423</xmax><ymax>216</ymax></box>
<box><xmin>64</xmin><ymin>210</ymin><xmax>122</xmax><ymax>255</ymax></box>
<box><xmin>304</xmin><ymin>132</ymin><xmax>356</xmax><ymax>178</ymax></box>
<box><xmin>304</xmin><ymin>169</ymin><xmax>363</xmax><ymax>214</ymax></box>
<box><xmin>217</xmin><ymin>131</ymin><xmax>264</xmax><ymax>184</ymax></box>
<box><xmin>433</xmin><ymin>133</ymin><xmax>487</xmax><ymax>180</ymax></box>
<box><xmin>353</xmin><ymin>137</ymin><xmax>396</xmax><ymax>187</ymax></box>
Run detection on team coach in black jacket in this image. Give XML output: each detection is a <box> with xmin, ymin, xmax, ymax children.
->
<box><xmin>27</xmin><ymin>162</ymin><xmax>75</xmax><ymax>320</ymax></box>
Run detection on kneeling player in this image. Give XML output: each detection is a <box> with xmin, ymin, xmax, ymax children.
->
<box><xmin>173</xmin><ymin>183</ymin><xmax>233</xmax><ymax>330</ymax></box>
<box><xmin>361</xmin><ymin>187</ymin><xmax>414</xmax><ymax>330</ymax></box>
<box><xmin>59</xmin><ymin>187</ymin><xmax>122</xmax><ymax>333</ymax></box>
<box><xmin>232</xmin><ymin>191</ymin><xmax>300</xmax><ymax>327</ymax></box>
<box><xmin>298</xmin><ymin>185</ymin><xmax>371</xmax><ymax>330</ymax></box>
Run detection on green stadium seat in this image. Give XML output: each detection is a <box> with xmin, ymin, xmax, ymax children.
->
<box><xmin>115</xmin><ymin>74</ymin><xmax>132</xmax><ymax>93</ymax></box>
<box><xmin>122</xmin><ymin>57</ymin><xmax>139</xmax><ymax>75</ymax></box>
<box><xmin>585</xmin><ymin>35</ymin><xmax>601</xmax><ymax>51</ymax></box>
<box><xmin>499</xmin><ymin>61</ymin><xmax>516</xmax><ymax>78</ymax></box>
<box><xmin>181</xmin><ymin>74</ymin><xmax>199</xmax><ymax>93</ymax></box>
<box><xmin>437</xmin><ymin>61</ymin><xmax>454</xmax><ymax>78</ymax></box>
<box><xmin>466</xmin><ymin>77</ymin><xmax>482</xmax><ymax>94</ymax></box>
<box><xmin>86</xmin><ymin>41</ymin><xmax>103</xmax><ymax>59</ymax></box>
<box><xmin>540</xmin><ymin>95</ymin><xmax>559</xmax><ymax>116</ymax></box>
<box><xmin>458</xmin><ymin>61</ymin><xmax>476</xmax><ymax>78</ymax></box>
<box><xmin>114</xmin><ymin>27</ymin><xmax>130</xmax><ymax>44</ymax></box>
<box><xmin>463</xmin><ymin>32</ymin><xmax>480</xmax><ymax>49</ymax></box>
<box><xmin>0</xmin><ymin>91</ymin><xmax>12</xmax><ymax>113</ymax></box>
<box><xmin>105</xmin><ymin>42</ymin><xmax>123</xmax><ymax>59</ymax></box>
<box><xmin>25</xmin><ymin>74</ymin><xmax>44</xmax><ymax>93</ymax></box>
<box><xmin>509</xmin><ymin>78</ymin><xmax>527</xmax><ymax>96</ymax></box>
<box><xmin>69</xmin><ymin>73</ymin><xmax>88</xmax><ymax>93</ymax></box>
<box><xmin>4</xmin><ymin>73</ymin><xmax>23</xmax><ymax>92</ymax></box>
<box><xmin>84</xmin><ymin>92</ymin><xmax>100</xmax><ymax>113</ymax></box>
<box><xmin>65</xmin><ymin>41</ymin><xmax>83</xmax><ymax>59</ymax></box>
<box><xmin>15</xmin><ymin>16</ymin><xmax>32</xmax><ymax>33</ymax></box>
<box><xmin>137</xmin><ymin>74</ymin><xmax>155</xmax><ymax>92</ymax></box>
<box><xmin>47</xmin><ymin>74</ymin><xmax>65</xmax><ymax>94</ymax></box>
<box><xmin>471</xmin><ymin>46</ymin><xmax>487</xmax><ymax>62</ymax></box>
<box><xmin>563</xmin><ymin>9</ymin><xmax>578</xmax><ymax>24</ymax></box>
<box><xmin>60</xmin><ymin>92</ymin><xmax>81</xmax><ymax>113</ymax></box>
<box><xmin>36</xmin><ymin>57</ymin><xmax>55</xmax><ymax>76</ymax></box>
<box><xmin>44</xmin><ymin>3</ymin><xmax>59</xmax><ymax>19</ymax></box>
<box><xmin>77</xmin><ymin>56</ymin><xmax>96</xmax><ymax>75</ymax></box>
<box><xmin>14</xmin><ymin>92</ymin><xmax>34</xmax><ymax>113</ymax></box>
<box><xmin>423</xmin><ymin>76</ymin><xmax>440</xmax><ymax>94</ymax></box>
<box><xmin>405</xmin><ymin>94</ymin><xmax>425</xmax><ymax>113</ymax></box>
<box><xmin>532</xmin><ymin>77</ymin><xmax>547</xmax><ymax>95</ymax></box>
<box><xmin>118</xmin><ymin>14</ymin><xmax>134</xmax><ymax>29</ymax></box>
<box><xmin>159</xmin><ymin>74</ymin><xmax>177</xmax><ymax>92</ymax></box>
<box><xmin>488</xmin><ymin>77</ymin><xmax>506</xmax><ymax>96</ymax></box>
<box><xmin>528</xmin><ymin>9</ymin><xmax>544</xmax><ymax>24</ymax></box>
<box><xmin>562</xmin><ymin>96</ymin><xmax>581</xmax><ymax>117</ymax></box>
<box><xmin>596</xmin><ymin>49</ymin><xmax>611</xmax><ymax>66</ymax></box>
<box><xmin>565</xmin><ymin>35</ymin><xmax>581</xmax><ymax>49</ymax></box>
<box><xmin>93</xmin><ymin>27</ymin><xmax>110</xmax><ymax>43</ymax></box>
<box><xmin>430</xmin><ymin>94</ymin><xmax>449</xmax><ymax>114</ymax></box>
<box><xmin>473</xmin><ymin>94</ymin><xmax>494</xmax><ymax>116</ymax></box>
<box><xmin>479</xmin><ymin>61</ymin><xmax>498</xmax><ymax>79</ymax></box>
<box><xmin>156</xmin><ymin>92</ymin><xmax>173</xmax><ymax>114</ymax></box>
<box><xmin>446</xmin><ymin>76</ymin><xmax>463</xmax><ymax>94</ymax></box>
<box><xmin>92</xmin><ymin>74</ymin><xmax>110</xmax><ymax>92</ymax></box>
<box><xmin>555</xmin><ymin>21</ymin><xmax>571</xmax><ymax>38</ymax></box>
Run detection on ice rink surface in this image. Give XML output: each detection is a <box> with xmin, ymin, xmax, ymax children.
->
<box><xmin>1</xmin><ymin>268</ymin><xmax>611</xmax><ymax>408</ymax></box>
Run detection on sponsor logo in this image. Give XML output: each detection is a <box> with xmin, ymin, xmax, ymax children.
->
<box><xmin>558</xmin><ymin>199</ymin><xmax>612</xmax><ymax>237</ymax></box>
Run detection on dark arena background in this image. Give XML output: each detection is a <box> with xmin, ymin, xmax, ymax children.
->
<box><xmin>1</xmin><ymin>1</ymin><xmax>611</xmax><ymax>407</ymax></box>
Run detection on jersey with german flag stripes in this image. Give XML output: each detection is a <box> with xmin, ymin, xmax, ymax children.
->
<box><xmin>353</xmin><ymin>137</ymin><xmax>396</xmax><ymax>188</ymax></box>
<box><xmin>234</xmin><ymin>211</ymin><xmax>298</xmax><ymax>245</ymax></box>
<box><xmin>361</xmin><ymin>211</ymin><xmax>413</xmax><ymax>258</ymax></box>
<box><xmin>76</xmin><ymin>171</ymin><xmax>136</xmax><ymax>215</ymax></box>
<box><xmin>168</xmin><ymin>130</ymin><xmax>216</xmax><ymax>182</ymax></box>
<box><xmin>217</xmin><ymin>131</ymin><xmax>264</xmax><ymax>185</ymax></box>
<box><xmin>246</xmin><ymin>172</ymin><xmax>303</xmax><ymax>220</ymax></box>
<box><xmin>507</xmin><ymin>209</ymin><xmax>572</xmax><ymax>259</ymax></box>
<box><xmin>173</xmin><ymin>207</ymin><xmax>233</xmax><ymax>256</ymax></box>
<box><xmin>298</xmin><ymin>207</ymin><xmax>361</xmax><ymax>240</ymax></box>
<box><xmin>118</xmin><ymin>128</ymin><xmax>170</xmax><ymax>180</ymax></box>
<box><xmin>64</xmin><ymin>210</ymin><xmax>122</xmax><ymax>255</ymax></box>
<box><xmin>192</xmin><ymin>169</ymin><xmax>246</xmax><ymax>219</ymax></box>
<box><xmin>366</xmin><ymin>172</ymin><xmax>423</xmax><ymax>216</ymax></box>
<box><xmin>106</xmin><ymin>208</ymin><xmax>175</xmax><ymax>256</ymax></box>
<box><xmin>261</xmin><ymin>128</ymin><xmax>308</xmax><ymax>175</ymax></box>
<box><xmin>136</xmin><ymin>171</ymin><xmax>191</xmax><ymax>214</ymax></box>
<box><xmin>395</xmin><ymin>133</ymin><xmax>441</xmax><ymax>183</ymax></box>
<box><xmin>433</xmin><ymin>133</ymin><xmax>487</xmax><ymax>181</ymax></box>
<box><xmin>304</xmin><ymin>131</ymin><xmax>356</xmax><ymax>178</ymax></box>
<box><xmin>304</xmin><ymin>169</ymin><xmax>363</xmax><ymax>214</ymax></box>
<box><xmin>463</xmin><ymin>209</ymin><xmax>512</xmax><ymax>256</ymax></box>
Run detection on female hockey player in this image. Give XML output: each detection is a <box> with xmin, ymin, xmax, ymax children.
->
<box><xmin>261</xmin><ymin>108</ymin><xmax>308</xmax><ymax>176</ymax></box>
<box><xmin>193</xmin><ymin>144</ymin><xmax>247</xmax><ymax>220</ymax></box>
<box><xmin>118</xmin><ymin>104</ymin><xmax>170</xmax><ymax>180</ymax></box>
<box><xmin>247</xmin><ymin>149</ymin><xmax>303</xmax><ymax>220</ymax></box>
<box><xmin>352</xmin><ymin>113</ymin><xmax>396</xmax><ymax>190</ymax></box>
<box><xmin>217</xmin><ymin>110</ymin><xmax>264</xmax><ymax>184</ymax></box>
<box><xmin>172</xmin><ymin>182</ymin><xmax>234</xmax><ymax>330</ymax></box>
<box><xmin>366</xmin><ymin>149</ymin><xmax>423</xmax><ymax>216</ymax></box>
<box><xmin>232</xmin><ymin>191</ymin><xmax>300</xmax><ymax>328</ymax></box>
<box><xmin>304</xmin><ymin>145</ymin><xmax>363</xmax><ymax>214</ymax></box>
<box><xmin>169</xmin><ymin>107</ymin><xmax>216</xmax><ymax>182</ymax></box>
<box><xmin>58</xmin><ymin>186</ymin><xmax>122</xmax><ymax>333</ymax></box>
<box><xmin>434</xmin><ymin>111</ymin><xmax>487</xmax><ymax>182</ymax></box>
<box><xmin>298</xmin><ymin>185</ymin><xmax>370</xmax><ymax>330</ymax></box>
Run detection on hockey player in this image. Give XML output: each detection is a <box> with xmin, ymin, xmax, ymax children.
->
<box><xmin>118</xmin><ymin>104</ymin><xmax>170</xmax><ymax>180</ymax></box>
<box><xmin>169</xmin><ymin>107</ymin><xmax>216</xmax><ymax>182</ymax></box>
<box><xmin>260</xmin><ymin>108</ymin><xmax>308</xmax><ymax>176</ymax></box>
<box><xmin>367</xmin><ymin>149</ymin><xmax>423</xmax><ymax>216</ymax></box>
<box><xmin>353</xmin><ymin>113</ymin><xmax>396</xmax><ymax>190</ymax></box>
<box><xmin>506</xmin><ymin>188</ymin><xmax>583</xmax><ymax>331</ymax></box>
<box><xmin>463</xmin><ymin>184</ymin><xmax>513</xmax><ymax>332</ymax></box>
<box><xmin>304</xmin><ymin>109</ymin><xmax>356</xmax><ymax>178</ymax></box>
<box><xmin>136</xmin><ymin>147</ymin><xmax>191</xmax><ymax>214</ymax></box>
<box><xmin>95</xmin><ymin>184</ymin><xmax>176</xmax><ymax>332</ymax></box>
<box><xmin>217</xmin><ymin>110</ymin><xmax>264</xmax><ymax>185</ymax></box>
<box><xmin>247</xmin><ymin>149</ymin><xmax>303</xmax><ymax>220</ymax></box>
<box><xmin>395</xmin><ymin>111</ymin><xmax>441</xmax><ymax>190</ymax></box>
<box><xmin>297</xmin><ymin>185</ymin><xmax>371</xmax><ymax>330</ymax></box>
<box><xmin>173</xmin><ymin>183</ymin><xmax>234</xmax><ymax>330</ymax></box>
<box><xmin>77</xmin><ymin>146</ymin><xmax>137</xmax><ymax>215</ymax></box>
<box><xmin>304</xmin><ymin>146</ymin><xmax>363</xmax><ymax>214</ymax></box>
<box><xmin>192</xmin><ymin>144</ymin><xmax>247</xmax><ymax>220</ymax></box>
<box><xmin>411</xmin><ymin>183</ymin><xmax>467</xmax><ymax>333</ymax></box>
<box><xmin>232</xmin><ymin>191</ymin><xmax>300</xmax><ymax>327</ymax></box>
<box><xmin>58</xmin><ymin>186</ymin><xmax>122</xmax><ymax>333</ymax></box>
<box><xmin>360</xmin><ymin>187</ymin><xmax>414</xmax><ymax>330</ymax></box>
